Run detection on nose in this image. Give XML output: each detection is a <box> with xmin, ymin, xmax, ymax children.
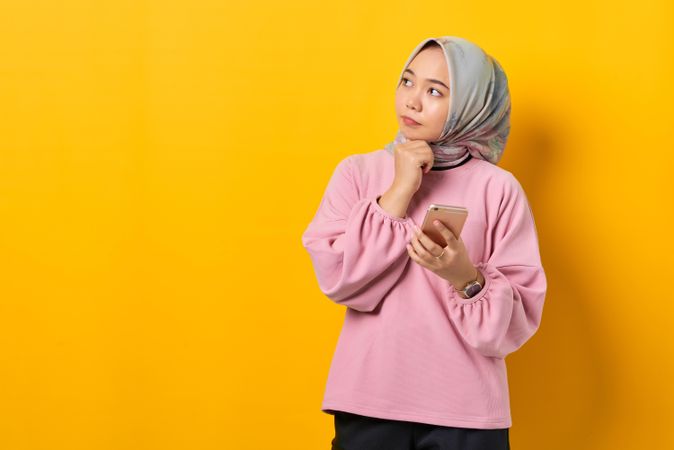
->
<box><xmin>405</xmin><ymin>90</ymin><xmax>421</xmax><ymax>111</ymax></box>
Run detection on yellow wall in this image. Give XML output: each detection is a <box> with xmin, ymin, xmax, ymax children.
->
<box><xmin>1</xmin><ymin>1</ymin><xmax>672</xmax><ymax>449</ymax></box>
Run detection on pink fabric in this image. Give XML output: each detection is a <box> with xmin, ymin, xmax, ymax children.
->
<box><xmin>301</xmin><ymin>149</ymin><xmax>547</xmax><ymax>429</ymax></box>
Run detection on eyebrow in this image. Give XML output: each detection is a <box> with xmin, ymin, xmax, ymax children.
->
<box><xmin>403</xmin><ymin>68</ymin><xmax>449</xmax><ymax>91</ymax></box>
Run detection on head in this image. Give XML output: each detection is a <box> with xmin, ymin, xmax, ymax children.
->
<box><xmin>385</xmin><ymin>36</ymin><xmax>511</xmax><ymax>167</ymax></box>
<box><xmin>394</xmin><ymin>41</ymin><xmax>450</xmax><ymax>143</ymax></box>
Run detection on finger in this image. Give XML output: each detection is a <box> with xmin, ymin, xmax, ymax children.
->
<box><xmin>406</xmin><ymin>243</ymin><xmax>425</xmax><ymax>266</ymax></box>
<box><xmin>433</xmin><ymin>219</ymin><xmax>458</xmax><ymax>243</ymax></box>
<box><xmin>414</xmin><ymin>227</ymin><xmax>445</xmax><ymax>255</ymax></box>
<box><xmin>411</xmin><ymin>147</ymin><xmax>433</xmax><ymax>174</ymax></box>
<box><xmin>410</xmin><ymin>233</ymin><xmax>434</xmax><ymax>260</ymax></box>
<box><xmin>425</xmin><ymin>155</ymin><xmax>433</xmax><ymax>173</ymax></box>
<box><xmin>420</xmin><ymin>156</ymin><xmax>433</xmax><ymax>174</ymax></box>
<box><xmin>419</xmin><ymin>144</ymin><xmax>434</xmax><ymax>173</ymax></box>
<box><xmin>417</xmin><ymin>159</ymin><xmax>432</xmax><ymax>174</ymax></box>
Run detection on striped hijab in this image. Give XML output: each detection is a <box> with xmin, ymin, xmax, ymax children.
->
<box><xmin>385</xmin><ymin>36</ymin><xmax>511</xmax><ymax>169</ymax></box>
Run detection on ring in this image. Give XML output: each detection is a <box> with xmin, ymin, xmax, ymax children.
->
<box><xmin>435</xmin><ymin>248</ymin><xmax>446</xmax><ymax>259</ymax></box>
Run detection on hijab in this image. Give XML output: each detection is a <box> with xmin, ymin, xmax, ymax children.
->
<box><xmin>384</xmin><ymin>36</ymin><xmax>511</xmax><ymax>169</ymax></box>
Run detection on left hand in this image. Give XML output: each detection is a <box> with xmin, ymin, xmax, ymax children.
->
<box><xmin>406</xmin><ymin>220</ymin><xmax>477</xmax><ymax>288</ymax></box>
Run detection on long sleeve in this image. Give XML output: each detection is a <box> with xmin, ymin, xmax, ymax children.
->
<box><xmin>445</xmin><ymin>174</ymin><xmax>547</xmax><ymax>359</ymax></box>
<box><xmin>301</xmin><ymin>156</ymin><xmax>416</xmax><ymax>313</ymax></box>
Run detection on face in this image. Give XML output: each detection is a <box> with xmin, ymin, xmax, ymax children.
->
<box><xmin>394</xmin><ymin>45</ymin><xmax>450</xmax><ymax>142</ymax></box>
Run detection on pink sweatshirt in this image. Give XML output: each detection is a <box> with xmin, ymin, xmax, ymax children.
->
<box><xmin>301</xmin><ymin>149</ymin><xmax>547</xmax><ymax>429</ymax></box>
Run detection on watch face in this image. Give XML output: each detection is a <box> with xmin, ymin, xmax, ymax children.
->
<box><xmin>464</xmin><ymin>282</ymin><xmax>482</xmax><ymax>298</ymax></box>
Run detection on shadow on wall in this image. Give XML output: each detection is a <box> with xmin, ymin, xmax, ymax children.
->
<box><xmin>504</xmin><ymin>99</ymin><xmax>619</xmax><ymax>449</ymax></box>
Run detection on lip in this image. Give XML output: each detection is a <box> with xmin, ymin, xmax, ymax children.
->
<box><xmin>401</xmin><ymin>115</ymin><xmax>422</xmax><ymax>126</ymax></box>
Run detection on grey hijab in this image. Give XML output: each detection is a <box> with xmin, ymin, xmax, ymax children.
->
<box><xmin>384</xmin><ymin>36</ymin><xmax>511</xmax><ymax>169</ymax></box>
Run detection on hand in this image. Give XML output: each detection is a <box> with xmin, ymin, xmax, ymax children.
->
<box><xmin>406</xmin><ymin>220</ymin><xmax>478</xmax><ymax>290</ymax></box>
<box><xmin>391</xmin><ymin>140</ymin><xmax>435</xmax><ymax>196</ymax></box>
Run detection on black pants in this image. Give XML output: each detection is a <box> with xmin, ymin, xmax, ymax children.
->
<box><xmin>331</xmin><ymin>411</ymin><xmax>510</xmax><ymax>450</ymax></box>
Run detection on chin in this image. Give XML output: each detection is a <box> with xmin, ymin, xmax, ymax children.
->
<box><xmin>401</xmin><ymin>128</ymin><xmax>429</xmax><ymax>141</ymax></box>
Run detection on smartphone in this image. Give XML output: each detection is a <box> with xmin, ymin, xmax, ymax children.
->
<box><xmin>420</xmin><ymin>203</ymin><xmax>469</xmax><ymax>246</ymax></box>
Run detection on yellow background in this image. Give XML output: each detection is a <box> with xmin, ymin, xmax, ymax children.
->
<box><xmin>1</xmin><ymin>0</ymin><xmax>672</xmax><ymax>449</ymax></box>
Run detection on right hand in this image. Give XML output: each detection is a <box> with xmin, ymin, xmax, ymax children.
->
<box><xmin>391</xmin><ymin>140</ymin><xmax>435</xmax><ymax>195</ymax></box>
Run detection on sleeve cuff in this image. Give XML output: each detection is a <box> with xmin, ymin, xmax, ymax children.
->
<box><xmin>371</xmin><ymin>195</ymin><xmax>414</xmax><ymax>224</ymax></box>
<box><xmin>449</xmin><ymin>261</ymin><xmax>495</xmax><ymax>305</ymax></box>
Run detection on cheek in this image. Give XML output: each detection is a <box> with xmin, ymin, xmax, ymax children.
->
<box><xmin>427</xmin><ymin>101</ymin><xmax>449</xmax><ymax>128</ymax></box>
<box><xmin>394</xmin><ymin>92</ymin><xmax>406</xmax><ymax>111</ymax></box>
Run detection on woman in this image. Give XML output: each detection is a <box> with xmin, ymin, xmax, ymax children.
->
<box><xmin>301</xmin><ymin>36</ymin><xmax>547</xmax><ymax>450</ymax></box>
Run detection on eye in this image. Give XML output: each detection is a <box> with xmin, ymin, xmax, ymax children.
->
<box><xmin>401</xmin><ymin>78</ymin><xmax>442</xmax><ymax>97</ymax></box>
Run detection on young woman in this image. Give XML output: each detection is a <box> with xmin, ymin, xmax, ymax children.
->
<box><xmin>301</xmin><ymin>36</ymin><xmax>547</xmax><ymax>450</ymax></box>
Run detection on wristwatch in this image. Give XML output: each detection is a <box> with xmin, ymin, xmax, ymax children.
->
<box><xmin>458</xmin><ymin>270</ymin><xmax>483</xmax><ymax>298</ymax></box>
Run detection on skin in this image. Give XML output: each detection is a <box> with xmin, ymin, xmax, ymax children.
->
<box><xmin>377</xmin><ymin>44</ymin><xmax>485</xmax><ymax>297</ymax></box>
<box><xmin>394</xmin><ymin>44</ymin><xmax>450</xmax><ymax>143</ymax></box>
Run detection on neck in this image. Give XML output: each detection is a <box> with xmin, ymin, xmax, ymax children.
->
<box><xmin>430</xmin><ymin>152</ymin><xmax>473</xmax><ymax>170</ymax></box>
